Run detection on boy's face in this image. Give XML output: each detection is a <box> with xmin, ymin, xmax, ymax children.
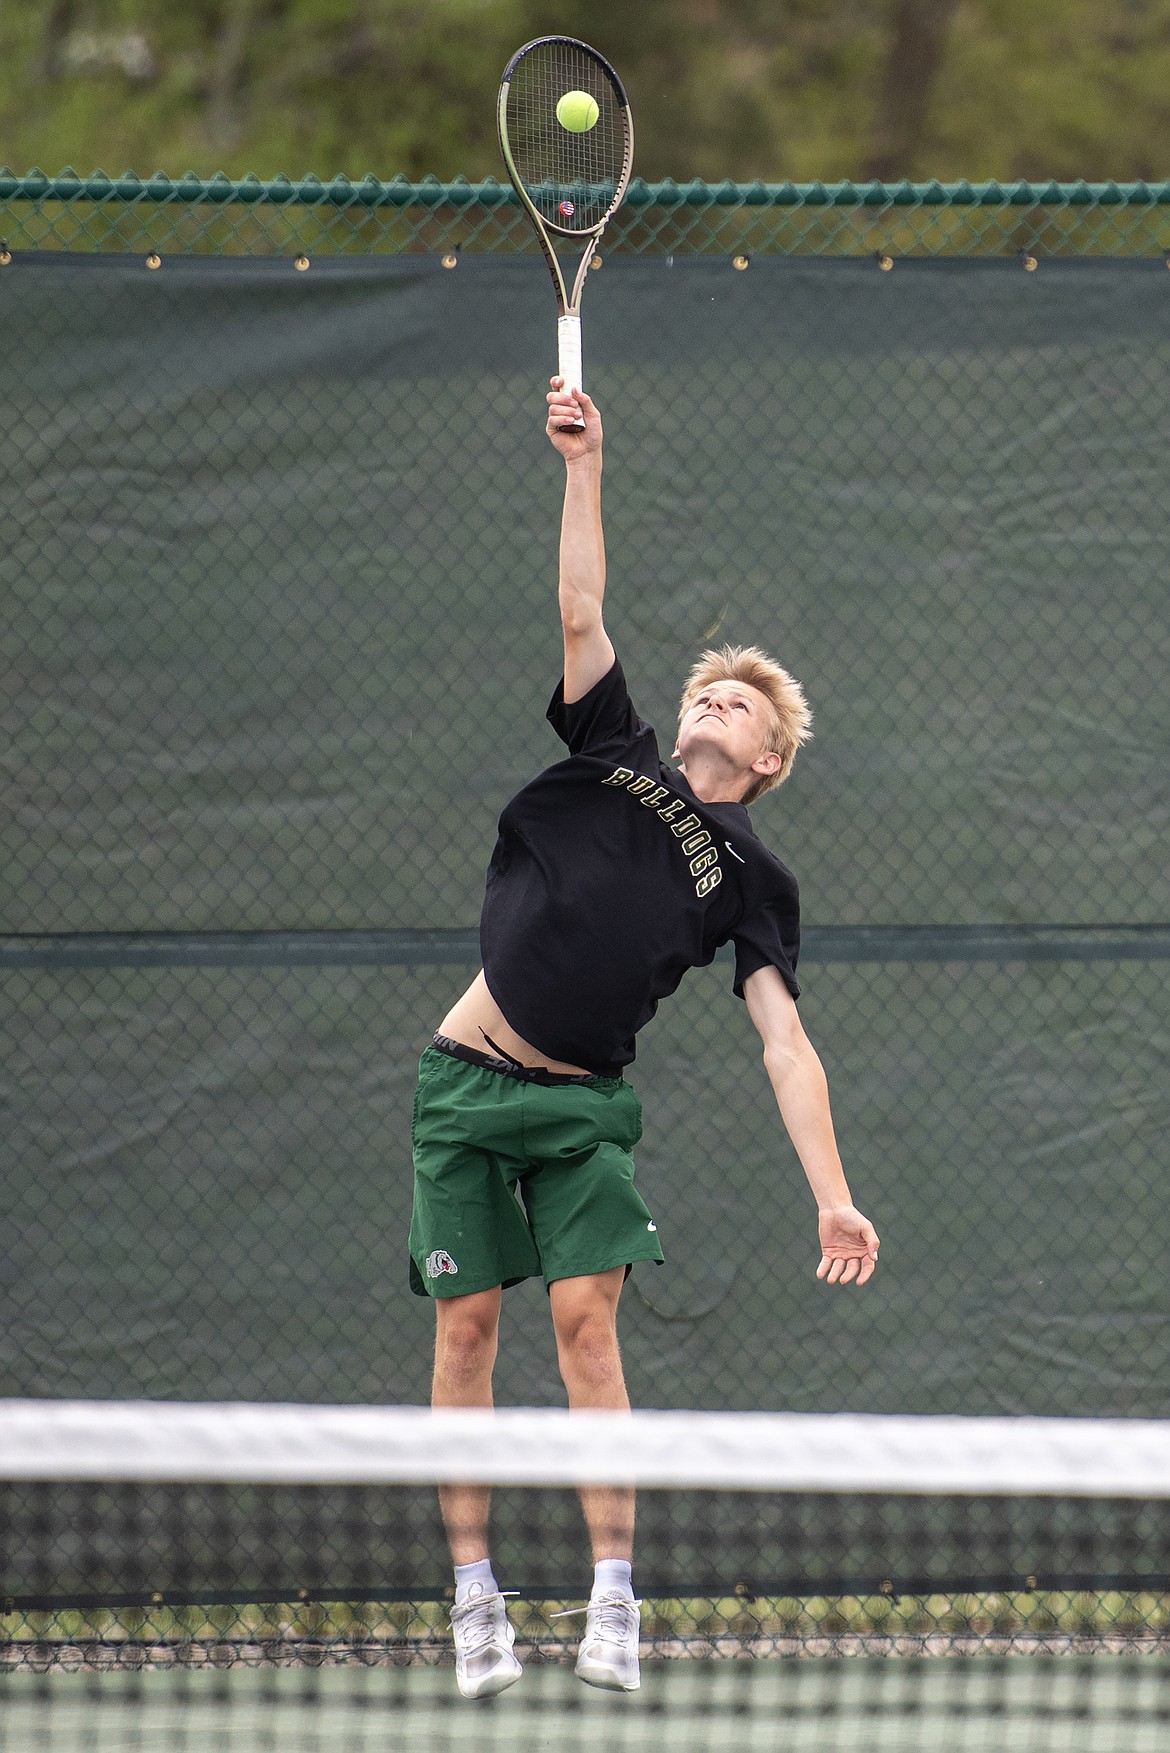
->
<box><xmin>673</xmin><ymin>680</ymin><xmax>782</xmax><ymax>783</ymax></box>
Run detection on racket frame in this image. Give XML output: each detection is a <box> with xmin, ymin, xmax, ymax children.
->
<box><xmin>497</xmin><ymin>36</ymin><xmax>634</xmax><ymax>424</ymax></box>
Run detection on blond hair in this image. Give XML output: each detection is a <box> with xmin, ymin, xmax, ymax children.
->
<box><xmin>678</xmin><ymin>643</ymin><xmax>812</xmax><ymax>805</ymax></box>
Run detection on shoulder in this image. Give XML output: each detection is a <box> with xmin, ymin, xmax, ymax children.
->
<box><xmin>546</xmin><ymin>657</ymin><xmax>659</xmax><ymax>760</ymax></box>
<box><xmin>722</xmin><ymin>808</ymin><xmax>800</xmax><ymax>903</ymax></box>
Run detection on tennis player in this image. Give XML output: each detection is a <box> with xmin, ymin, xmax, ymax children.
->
<box><xmin>409</xmin><ymin>379</ymin><xmax>879</xmax><ymax>1699</ymax></box>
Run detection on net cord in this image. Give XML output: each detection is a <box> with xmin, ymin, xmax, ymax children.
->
<box><xmin>2</xmin><ymin>1402</ymin><xmax>1169</xmax><ymax>1494</ymax></box>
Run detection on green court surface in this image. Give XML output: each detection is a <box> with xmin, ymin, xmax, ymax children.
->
<box><xmin>3</xmin><ymin>1658</ymin><xmax>1169</xmax><ymax>1753</ymax></box>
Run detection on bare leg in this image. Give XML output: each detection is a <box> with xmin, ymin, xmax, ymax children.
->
<box><xmin>548</xmin><ymin>1266</ymin><xmax>633</xmax><ymax>1563</ymax></box>
<box><xmin>432</xmin><ymin>1287</ymin><xmax>502</xmax><ymax>1565</ymax></box>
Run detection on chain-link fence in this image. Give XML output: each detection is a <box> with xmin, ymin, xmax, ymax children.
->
<box><xmin>2</xmin><ymin>177</ymin><xmax>1168</xmax><ymax>1414</ymax></box>
<box><xmin>4</xmin><ymin>170</ymin><xmax>1170</xmax><ymax>256</ymax></box>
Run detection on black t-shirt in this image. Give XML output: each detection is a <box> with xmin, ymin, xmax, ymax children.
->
<box><xmin>479</xmin><ymin>658</ymin><xmax>801</xmax><ymax>1075</ymax></box>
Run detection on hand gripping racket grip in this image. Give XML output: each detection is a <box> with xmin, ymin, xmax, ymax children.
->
<box><xmin>557</xmin><ymin>314</ymin><xmax>586</xmax><ymax>431</ymax></box>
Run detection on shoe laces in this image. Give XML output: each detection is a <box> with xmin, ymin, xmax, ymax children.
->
<box><xmin>552</xmin><ymin>1591</ymin><xmax>641</xmax><ymax>1641</ymax></box>
<box><xmin>450</xmin><ymin>1589</ymin><xmax>517</xmax><ymax>1652</ymax></box>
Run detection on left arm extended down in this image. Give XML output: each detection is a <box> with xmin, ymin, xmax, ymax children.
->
<box><xmin>743</xmin><ymin>965</ymin><xmax>879</xmax><ymax>1285</ymax></box>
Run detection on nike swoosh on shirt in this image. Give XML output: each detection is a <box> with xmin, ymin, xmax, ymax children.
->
<box><xmin>725</xmin><ymin>842</ymin><xmax>746</xmax><ymax>864</ymax></box>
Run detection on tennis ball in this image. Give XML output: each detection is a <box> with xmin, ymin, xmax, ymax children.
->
<box><xmin>556</xmin><ymin>90</ymin><xmax>600</xmax><ymax>133</ymax></box>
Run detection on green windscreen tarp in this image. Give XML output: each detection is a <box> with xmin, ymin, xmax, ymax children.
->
<box><xmin>2</xmin><ymin>255</ymin><xmax>1168</xmax><ymax>1412</ymax></box>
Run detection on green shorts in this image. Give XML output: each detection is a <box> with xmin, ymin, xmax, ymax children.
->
<box><xmin>408</xmin><ymin>1043</ymin><xmax>665</xmax><ymax>1297</ymax></box>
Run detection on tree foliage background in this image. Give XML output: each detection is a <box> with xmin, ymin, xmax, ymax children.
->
<box><xmin>2</xmin><ymin>0</ymin><xmax>1170</xmax><ymax>184</ymax></box>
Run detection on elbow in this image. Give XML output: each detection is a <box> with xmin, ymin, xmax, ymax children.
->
<box><xmin>762</xmin><ymin>1027</ymin><xmax>817</xmax><ymax>1088</ymax></box>
<box><xmin>560</xmin><ymin>599</ymin><xmax>604</xmax><ymax>639</ymax></box>
<box><xmin>762</xmin><ymin>1036</ymin><xmax>802</xmax><ymax>1083</ymax></box>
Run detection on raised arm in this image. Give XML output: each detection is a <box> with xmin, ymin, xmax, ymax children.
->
<box><xmin>546</xmin><ymin>377</ymin><xmax>615</xmax><ymax>704</ymax></box>
<box><xmin>742</xmin><ymin>964</ymin><xmax>880</xmax><ymax>1286</ymax></box>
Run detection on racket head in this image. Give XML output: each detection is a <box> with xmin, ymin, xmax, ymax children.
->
<box><xmin>498</xmin><ymin>37</ymin><xmax>634</xmax><ymax>240</ymax></box>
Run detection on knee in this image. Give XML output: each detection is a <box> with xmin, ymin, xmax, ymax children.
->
<box><xmin>435</xmin><ymin>1298</ymin><xmax>499</xmax><ymax>1376</ymax></box>
<box><xmin>554</xmin><ymin>1302</ymin><xmax>620</xmax><ymax>1378</ymax></box>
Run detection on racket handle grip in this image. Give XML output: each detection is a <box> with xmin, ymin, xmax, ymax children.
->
<box><xmin>557</xmin><ymin>314</ymin><xmax>586</xmax><ymax>430</ymax></box>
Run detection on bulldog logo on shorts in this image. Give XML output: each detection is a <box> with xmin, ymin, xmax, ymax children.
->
<box><xmin>426</xmin><ymin>1249</ymin><xmax>459</xmax><ymax>1279</ymax></box>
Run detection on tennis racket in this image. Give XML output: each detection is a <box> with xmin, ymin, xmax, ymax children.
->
<box><xmin>497</xmin><ymin>37</ymin><xmax>634</xmax><ymax>429</ymax></box>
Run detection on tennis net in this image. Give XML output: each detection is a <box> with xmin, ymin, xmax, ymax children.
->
<box><xmin>2</xmin><ymin>1401</ymin><xmax>1169</xmax><ymax>1751</ymax></box>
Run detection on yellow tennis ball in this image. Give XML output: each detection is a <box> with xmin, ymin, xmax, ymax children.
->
<box><xmin>556</xmin><ymin>90</ymin><xmax>600</xmax><ymax>133</ymax></box>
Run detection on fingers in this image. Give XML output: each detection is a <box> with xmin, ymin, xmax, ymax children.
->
<box><xmin>545</xmin><ymin>379</ymin><xmax>596</xmax><ymax>416</ymax></box>
<box><xmin>816</xmin><ymin>1235</ymin><xmax>879</xmax><ymax>1287</ymax></box>
<box><xmin>546</xmin><ymin>385</ymin><xmax>583</xmax><ymax>430</ymax></box>
<box><xmin>816</xmin><ymin>1206</ymin><xmax>879</xmax><ymax>1287</ymax></box>
<box><xmin>817</xmin><ymin>1254</ymin><xmax>865</xmax><ymax>1286</ymax></box>
<box><xmin>545</xmin><ymin>383</ymin><xmax>596</xmax><ymax>446</ymax></box>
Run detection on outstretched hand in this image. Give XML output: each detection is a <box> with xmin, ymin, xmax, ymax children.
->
<box><xmin>816</xmin><ymin>1206</ymin><xmax>880</xmax><ymax>1286</ymax></box>
<box><xmin>546</xmin><ymin>377</ymin><xmax>602</xmax><ymax>462</ymax></box>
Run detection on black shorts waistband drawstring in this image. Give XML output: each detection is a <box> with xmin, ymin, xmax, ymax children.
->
<box><xmin>430</xmin><ymin>1031</ymin><xmax>600</xmax><ymax>1087</ymax></box>
<box><xmin>479</xmin><ymin>1029</ymin><xmax>531</xmax><ymax>1073</ymax></box>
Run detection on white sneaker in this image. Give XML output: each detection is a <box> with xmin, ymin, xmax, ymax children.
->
<box><xmin>573</xmin><ymin>1590</ymin><xmax>642</xmax><ymax>1692</ymax></box>
<box><xmin>450</xmin><ymin>1585</ymin><xmax>523</xmax><ymax>1699</ymax></box>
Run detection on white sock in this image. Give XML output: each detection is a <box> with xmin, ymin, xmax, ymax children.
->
<box><xmin>454</xmin><ymin>1558</ymin><xmax>498</xmax><ymax>1605</ymax></box>
<box><xmin>592</xmin><ymin>1558</ymin><xmax>634</xmax><ymax>1600</ymax></box>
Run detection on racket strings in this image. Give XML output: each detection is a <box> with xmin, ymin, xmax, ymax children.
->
<box><xmin>507</xmin><ymin>43</ymin><xmax>625</xmax><ymax>232</ymax></box>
